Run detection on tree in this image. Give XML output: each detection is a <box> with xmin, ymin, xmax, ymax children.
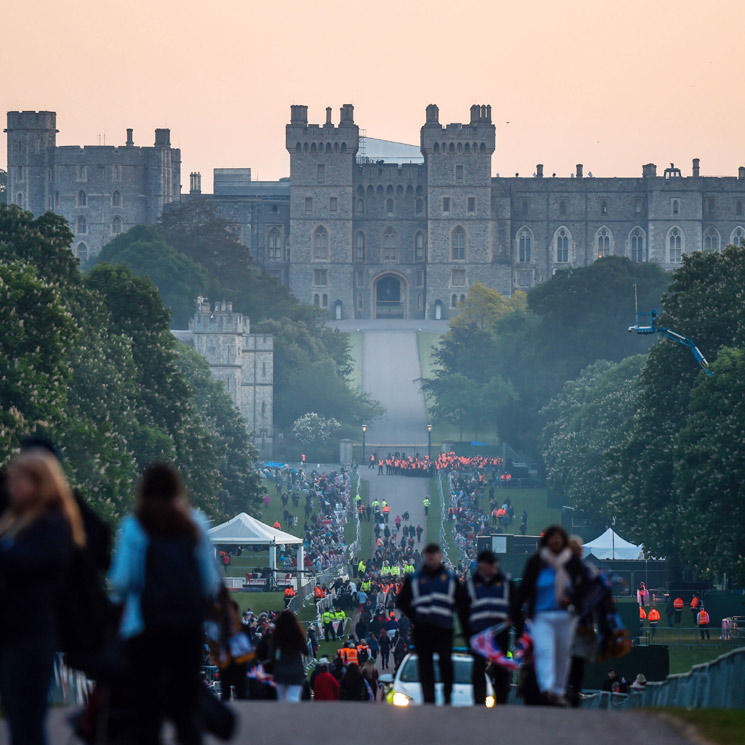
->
<box><xmin>541</xmin><ymin>355</ymin><xmax>644</xmax><ymax>525</ymax></box>
<box><xmin>96</xmin><ymin>225</ymin><xmax>207</xmax><ymax>328</ymax></box>
<box><xmin>674</xmin><ymin>347</ymin><xmax>745</xmax><ymax>584</ymax></box>
<box><xmin>449</xmin><ymin>282</ymin><xmax>526</xmax><ymax>332</ymax></box>
<box><xmin>609</xmin><ymin>246</ymin><xmax>745</xmax><ymax>570</ymax></box>
<box><xmin>0</xmin><ymin>169</ymin><xmax>6</xmax><ymax>204</ymax></box>
<box><xmin>291</xmin><ymin>413</ymin><xmax>342</xmax><ymax>446</ymax></box>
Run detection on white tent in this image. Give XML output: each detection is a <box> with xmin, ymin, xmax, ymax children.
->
<box><xmin>208</xmin><ymin>512</ymin><xmax>306</xmax><ymax>586</ymax></box>
<box><xmin>583</xmin><ymin>528</ymin><xmax>644</xmax><ymax>561</ymax></box>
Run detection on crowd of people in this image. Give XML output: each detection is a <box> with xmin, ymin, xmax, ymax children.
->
<box><xmin>367</xmin><ymin>452</ymin><xmax>505</xmax><ymax>478</ymax></box>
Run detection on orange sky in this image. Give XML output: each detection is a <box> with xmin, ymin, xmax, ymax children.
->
<box><xmin>5</xmin><ymin>0</ymin><xmax>745</xmax><ymax>190</ymax></box>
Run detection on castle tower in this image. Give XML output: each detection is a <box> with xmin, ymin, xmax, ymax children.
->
<box><xmin>190</xmin><ymin>300</ymin><xmax>273</xmax><ymax>457</ymax></box>
<box><xmin>5</xmin><ymin>111</ymin><xmax>58</xmax><ymax>215</ymax></box>
<box><xmin>285</xmin><ymin>104</ymin><xmax>358</xmax><ymax>318</ymax></box>
<box><xmin>420</xmin><ymin>105</ymin><xmax>496</xmax><ymax>318</ymax></box>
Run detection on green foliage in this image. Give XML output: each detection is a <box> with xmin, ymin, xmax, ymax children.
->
<box><xmin>96</xmin><ymin>225</ymin><xmax>207</xmax><ymax>327</ymax></box>
<box><xmin>541</xmin><ymin>355</ymin><xmax>644</xmax><ymax>524</ymax></box>
<box><xmin>423</xmin><ymin>257</ymin><xmax>670</xmax><ymax>458</ymax></box>
<box><xmin>609</xmin><ymin>246</ymin><xmax>745</xmax><ymax>577</ymax></box>
<box><xmin>0</xmin><ymin>169</ymin><xmax>6</xmax><ymax>204</ymax></box>
<box><xmin>0</xmin><ymin>204</ymin><xmax>263</xmax><ymax>524</ymax></box>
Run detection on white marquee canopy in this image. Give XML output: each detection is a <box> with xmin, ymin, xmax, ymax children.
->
<box><xmin>583</xmin><ymin>528</ymin><xmax>644</xmax><ymax>561</ymax></box>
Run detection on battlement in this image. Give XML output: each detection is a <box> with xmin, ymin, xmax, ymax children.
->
<box><xmin>286</xmin><ymin>104</ymin><xmax>359</xmax><ymax>154</ymax></box>
<box><xmin>420</xmin><ymin>104</ymin><xmax>495</xmax><ymax>155</ymax></box>
<box><xmin>5</xmin><ymin>110</ymin><xmax>58</xmax><ymax>132</ymax></box>
<box><xmin>191</xmin><ymin>299</ymin><xmax>249</xmax><ymax>334</ymax></box>
<box><xmin>356</xmin><ymin>161</ymin><xmax>425</xmax><ymax>181</ymax></box>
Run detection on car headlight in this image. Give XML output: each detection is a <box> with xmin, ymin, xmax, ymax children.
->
<box><xmin>485</xmin><ymin>695</ymin><xmax>496</xmax><ymax>708</ymax></box>
<box><xmin>392</xmin><ymin>691</ymin><xmax>412</xmax><ymax>707</ymax></box>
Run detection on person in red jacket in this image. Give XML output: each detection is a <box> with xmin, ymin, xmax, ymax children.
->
<box><xmin>313</xmin><ymin>661</ymin><xmax>340</xmax><ymax>701</ymax></box>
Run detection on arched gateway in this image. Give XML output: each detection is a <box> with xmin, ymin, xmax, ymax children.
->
<box><xmin>374</xmin><ymin>273</ymin><xmax>407</xmax><ymax>319</ymax></box>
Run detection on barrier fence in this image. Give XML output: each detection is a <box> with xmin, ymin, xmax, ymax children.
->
<box><xmin>582</xmin><ymin>646</ymin><xmax>745</xmax><ymax>710</ymax></box>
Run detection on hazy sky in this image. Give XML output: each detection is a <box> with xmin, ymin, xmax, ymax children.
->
<box><xmin>5</xmin><ymin>0</ymin><xmax>745</xmax><ymax>189</ymax></box>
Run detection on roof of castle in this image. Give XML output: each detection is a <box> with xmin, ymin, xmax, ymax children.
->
<box><xmin>358</xmin><ymin>136</ymin><xmax>423</xmax><ymax>165</ymax></box>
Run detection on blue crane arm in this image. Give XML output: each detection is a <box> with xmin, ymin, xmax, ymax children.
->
<box><xmin>656</xmin><ymin>325</ymin><xmax>713</xmax><ymax>375</ymax></box>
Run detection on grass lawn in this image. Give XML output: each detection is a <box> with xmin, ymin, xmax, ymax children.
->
<box><xmin>346</xmin><ymin>330</ymin><xmax>364</xmax><ymax>393</ymax></box>
<box><xmin>492</xmin><ymin>487</ymin><xmax>561</xmax><ymax>535</ymax></box>
<box><xmin>656</xmin><ymin>709</ymin><xmax>745</xmax><ymax>745</ymax></box>
<box><xmin>667</xmin><ymin>643</ymin><xmax>741</xmax><ymax>675</ymax></box>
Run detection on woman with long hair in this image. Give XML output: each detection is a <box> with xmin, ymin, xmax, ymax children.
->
<box><xmin>340</xmin><ymin>662</ymin><xmax>370</xmax><ymax>702</ymax></box>
<box><xmin>361</xmin><ymin>658</ymin><xmax>379</xmax><ymax>701</ymax></box>
<box><xmin>517</xmin><ymin>525</ymin><xmax>588</xmax><ymax>706</ymax></box>
<box><xmin>263</xmin><ymin>610</ymin><xmax>307</xmax><ymax>702</ymax></box>
<box><xmin>0</xmin><ymin>449</ymin><xmax>85</xmax><ymax>745</ymax></box>
<box><xmin>109</xmin><ymin>463</ymin><xmax>221</xmax><ymax>745</ymax></box>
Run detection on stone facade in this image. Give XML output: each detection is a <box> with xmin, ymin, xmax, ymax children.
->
<box><xmin>174</xmin><ymin>300</ymin><xmax>274</xmax><ymax>458</ymax></box>
<box><xmin>5</xmin><ymin>111</ymin><xmax>180</xmax><ymax>262</ymax></box>
<box><xmin>8</xmin><ymin>106</ymin><xmax>745</xmax><ymax>321</ymax></box>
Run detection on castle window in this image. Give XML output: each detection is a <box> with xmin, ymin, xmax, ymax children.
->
<box><xmin>356</xmin><ymin>198</ymin><xmax>364</xmax><ymax>214</ymax></box>
<box><xmin>112</xmin><ymin>216</ymin><xmax>122</xmax><ymax>234</ymax></box>
<box><xmin>112</xmin><ymin>165</ymin><xmax>122</xmax><ymax>180</ymax></box>
<box><xmin>671</xmin><ymin>198</ymin><xmax>680</xmax><ymax>216</ymax></box>
<box><xmin>77</xmin><ymin>190</ymin><xmax>87</xmax><ymax>207</ymax></box>
<box><xmin>518</xmin><ymin>228</ymin><xmax>532</xmax><ymax>262</ymax></box>
<box><xmin>313</xmin><ymin>226</ymin><xmax>329</xmax><ymax>260</ymax></box>
<box><xmin>451</xmin><ymin>268</ymin><xmax>466</xmax><ymax>286</ymax></box>
<box><xmin>112</xmin><ymin>190</ymin><xmax>122</xmax><ymax>207</ymax></box>
<box><xmin>76</xmin><ymin>216</ymin><xmax>87</xmax><ymax>234</ymax></box>
<box><xmin>268</xmin><ymin>228</ymin><xmax>282</xmax><ymax>261</ymax></box>
<box><xmin>455</xmin><ymin>165</ymin><xmax>464</xmax><ymax>182</ymax></box>
<box><xmin>305</xmin><ymin>197</ymin><xmax>313</xmax><ymax>215</ymax></box>
<box><xmin>322</xmin><ymin>294</ymin><xmax>328</xmax><ymax>308</ymax></box>
<box><xmin>554</xmin><ymin>227</ymin><xmax>571</xmax><ymax>263</ymax></box>
<box><xmin>600</xmin><ymin>199</ymin><xmax>608</xmax><ymax>215</ymax></box>
<box><xmin>330</xmin><ymin>196</ymin><xmax>338</xmax><ymax>214</ymax></box>
<box><xmin>416</xmin><ymin>270</ymin><xmax>424</xmax><ymax>287</ymax></box>
<box><xmin>317</xmin><ymin>164</ymin><xmax>325</xmax><ymax>184</ymax></box>
<box><xmin>737</xmin><ymin>200</ymin><xmax>743</xmax><ymax>217</ymax></box>
<box><xmin>48</xmin><ymin>168</ymin><xmax>53</xmax><ymax>183</ymax></box>
<box><xmin>386</xmin><ymin>198</ymin><xmax>395</xmax><ymax>216</ymax></box>
<box><xmin>16</xmin><ymin>193</ymin><xmax>24</xmax><ymax>208</ymax></box>
<box><xmin>706</xmin><ymin>197</ymin><xmax>716</xmax><ymax>215</ymax></box>
<box><xmin>17</xmin><ymin>166</ymin><xmax>24</xmax><ymax>181</ymax></box>
<box><xmin>595</xmin><ymin>227</ymin><xmax>613</xmax><ymax>258</ymax></box>
<box><xmin>313</xmin><ymin>293</ymin><xmax>320</xmax><ymax>306</ymax></box>
<box><xmin>78</xmin><ymin>165</ymin><xmax>87</xmax><ymax>181</ymax></box>
<box><xmin>268</xmin><ymin>269</ymin><xmax>282</xmax><ymax>281</ymax></box>
<box><xmin>635</xmin><ymin>198</ymin><xmax>644</xmax><ymax>214</ymax></box>
<box><xmin>313</xmin><ymin>269</ymin><xmax>328</xmax><ymax>286</ymax></box>
<box><xmin>355</xmin><ymin>271</ymin><xmax>363</xmax><ymax>287</ymax></box>
<box><xmin>667</xmin><ymin>227</ymin><xmax>683</xmax><ymax>263</ymax></box>
<box><xmin>383</xmin><ymin>228</ymin><xmax>397</xmax><ymax>261</ymax></box>
<box><xmin>451</xmin><ymin>226</ymin><xmax>466</xmax><ymax>261</ymax></box>
<box><xmin>703</xmin><ymin>227</ymin><xmax>720</xmax><ymax>253</ymax></box>
<box><xmin>451</xmin><ymin>294</ymin><xmax>458</xmax><ymax>308</ymax></box>
<box><xmin>417</xmin><ymin>294</ymin><xmax>423</xmax><ymax>310</ymax></box>
<box><xmin>442</xmin><ymin>196</ymin><xmax>451</xmax><ymax>214</ymax></box>
<box><xmin>357</xmin><ymin>293</ymin><xmax>363</xmax><ymax>310</ymax></box>
<box><xmin>415</xmin><ymin>231</ymin><xmax>425</xmax><ymax>262</ymax></box>
<box><xmin>75</xmin><ymin>242</ymin><xmax>88</xmax><ymax>261</ymax></box>
<box><xmin>467</xmin><ymin>196</ymin><xmax>476</xmax><ymax>214</ymax></box>
<box><xmin>416</xmin><ymin>198</ymin><xmax>424</xmax><ymax>215</ymax></box>
<box><xmin>460</xmin><ymin>294</ymin><xmax>466</xmax><ymax>304</ymax></box>
<box><xmin>261</xmin><ymin>401</ymin><xmax>266</xmax><ymax>416</ymax></box>
<box><xmin>520</xmin><ymin>199</ymin><xmax>528</xmax><ymax>216</ymax></box>
<box><xmin>355</xmin><ymin>231</ymin><xmax>365</xmax><ymax>262</ymax></box>
<box><xmin>731</xmin><ymin>227</ymin><xmax>745</xmax><ymax>247</ymax></box>
<box><xmin>559</xmin><ymin>200</ymin><xmax>567</xmax><ymax>216</ymax></box>
<box><xmin>630</xmin><ymin>227</ymin><xmax>646</xmax><ymax>263</ymax></box>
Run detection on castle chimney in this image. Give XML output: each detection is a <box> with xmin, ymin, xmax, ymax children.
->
<box><xmin>325</xmin><ymin>107</ymin><xmax>332</xmax><ymax>126</ymax></box>
<box><xmin>290</xmin><ymin>105</ymin><xmax>308</xmax><ymax>124</ymax></box>
<box><xmin>642</xmin><ymin>163</ymin><xmax>658</xmax><ymax>178</ymax></box>
<box><xmin>536</xmin><ymin>164</ymin><xmax>544</xmax><ymax>178</ymax></box>
<box><xmin>576</xmin><ymin>164</ymin><xmax>583</xmax><ymax>179</ymax></box>
<box><xmin>339</xmin><ymin>104</ymin><xmax>354</xmax><ymax>125</ymax></box>
<box><xmin>425</xmin><ymin>104</ymin><xmax>439</xmax><ymax>124</ymax></box>
<box><xmin>470</xmin><ymin>105</ymin><xmax>481</xmax><ymax>124</ymax></box>
<box><xmin>126</xmin><ymin>128</ymin><xmax>133</xmax><ymax>146</ymax></box>
<box><xmin>154</xmin><ymin>128</ymin><xmax>170</xmax><ymax>147</ymax></box>
<box><xmin>739</xmin><ymin>166</ymin><xmax>745</xmax><ymax>180</ymax></box>
<box><xmin>189</xmin><ymin>172</ymin><xmax>201</xmax><ymax>194</ymax></box>
<box><xmin>692</xmin><ymin>158</ymin><xmax>700</xmax><ymax>178</ymax></box>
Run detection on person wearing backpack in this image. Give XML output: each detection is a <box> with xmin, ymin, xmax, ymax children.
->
<box><xmin>109</xmin><ymin>463</ymin><xmax>221</xmax><ymax>745</ymax></box>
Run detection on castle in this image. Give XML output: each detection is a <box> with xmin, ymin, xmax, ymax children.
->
<box><xmin>173</xmin><ymin>300</ymin><xmax>274</xmax><ymax>457</ymax></box>
<box><xmin>7</xmin><ymin>105</ymin><xmax>745</xmax><ymax>321</ymax></box>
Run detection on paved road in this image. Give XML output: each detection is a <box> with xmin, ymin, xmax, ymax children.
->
<box><xmin>360</xmin><ymin>328</ymin><xmax>430</xmax><ymax>446</ymax></box>
<box><xmin>364</xmin><ymin>470</ymin><xmax>429</xmax><ymax>544</ymax></box>
<box><xmin>33</xmin><ymin>701</ymin><xmax>697</xmax><ymax>745</ymax></box>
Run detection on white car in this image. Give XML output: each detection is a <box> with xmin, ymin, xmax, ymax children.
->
<box><xmin>379</xmin><ymin>652</ymin><xmax>495</xmax><ymax>707</ymax></box>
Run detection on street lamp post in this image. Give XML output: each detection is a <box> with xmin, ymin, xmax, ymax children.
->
<box><xmin>361</xmin><ymin>423</ymin><xmax>367</xmax><ymax>463</ymax></box>
<box><xmin>427</xmin><ymin>424</ymin><xmax>432</xmax><ymax>459</ymax></box>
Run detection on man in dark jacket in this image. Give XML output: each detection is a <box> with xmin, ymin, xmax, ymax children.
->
<box><xmin>458</xmin><ymin>550</ymin><xmax>519</xmax><ymax>705</ymax></box>
<box><xmin>397</xmin><ymin>544</ymin><xmax>466</xmax><ymax>704</ymax></box>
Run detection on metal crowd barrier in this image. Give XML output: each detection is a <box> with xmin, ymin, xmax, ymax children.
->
<box><xmin>50</xmin><ymin>654</ymin><xmax>93</xmax><ymax>706</ymax></box>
